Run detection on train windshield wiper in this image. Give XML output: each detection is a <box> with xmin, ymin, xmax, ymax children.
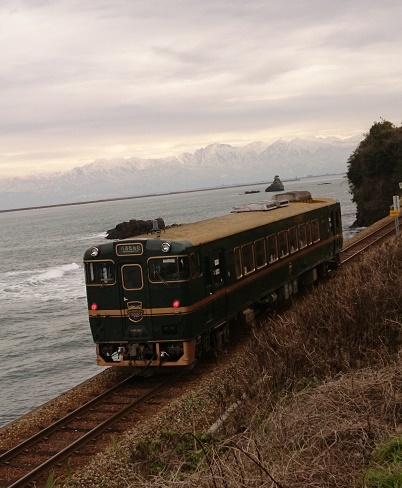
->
<box><xmin>155</xmin><ymin>270</ymin><xmax>168</xmax><ymax>286</ymax></box>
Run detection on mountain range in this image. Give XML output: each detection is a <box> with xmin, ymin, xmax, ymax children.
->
<box><xmin>0</xmin><ymin>136</ymin><xmax>359</xmax><ymax>210</ymax></box>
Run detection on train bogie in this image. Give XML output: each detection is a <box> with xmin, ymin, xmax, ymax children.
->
<box><xmin>83</xmin><ymin>192</ymin><xmax>342</xmax><ymax>371</ymax></box>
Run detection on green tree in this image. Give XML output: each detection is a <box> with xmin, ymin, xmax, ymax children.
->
<box><xmin>347</xmin><ymin>120</ymin><xmax>402</xmax><ymax>226</ymax></box>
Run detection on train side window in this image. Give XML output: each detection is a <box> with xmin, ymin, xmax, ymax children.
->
<box><xmin>190</xmin><ymin>252</ymin><xmax>202</xmax><ymax>279</ymax></box>
<box><xmin>278</xmin><ymin>231</ymin><xmax>289</xmax><ymax>257</ymax></box>
<box><xmin>178</xmin><ymin>257</ymin><xmax>190</xmax><ymax>279</ymax></box>
<box><xmin>254</xmin><ymin>238</ymin><xmax>267</xmax><ymax>268</ymax></box>
<box><xmin>241</xmin><ymin>243</ymin><xmax>255</xmax><ymax>275</ymax></box>
<box><xmin>234</xmin><ymin>247</ymin><xmax>242</xmax><ymax>278</ymax></box>
<box><xmin>288</xmin><ymin>227</ymin><xmax>298</xmax><ymax>253</ymax></box>
<box><xmin>148</xmin><ymin>256</ymin><xmax>190</xmax><ymax>282</ymax></box>
<box><xmin>122</xmin><ymin>265</ymin><xmax>143</xmax><ymax>290</ymax></box>
<box><xmin>298</xmin><ymin>224</ymin><xmax>307</xmax><ymax>249</ymax></box>
<box><xmin>311</xmin><ymin>219</ymin><xmax>320</xmax><ymax>242</ymax></box>
<box><xmin>306</xmin><ymin>222</ymin><xmax>313</xmax><ymax>245</ymax></box>
<box><xmin>267</xmin><ymin>234</ymin><xmax>278</xmax><ymax>263</ymax></box>
<box><xmin>85</xmin><ymin>261</ymin><xmax>115</xmax><ymax>285</ymax></box>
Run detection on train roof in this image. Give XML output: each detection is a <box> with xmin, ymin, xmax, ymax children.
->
<box><xmin>133</xmin><ymin>196</ymin><xmax>338</xmax><ymax>247</ymax></box>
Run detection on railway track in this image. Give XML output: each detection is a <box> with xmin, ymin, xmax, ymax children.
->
<box><xmin>341</xmin><ymin>217</ymin><xmax>399</xmax><ymax>263</ymax></box>
<box><xmin>0</xmin><ymin>372</ymin><xmax>183</xmax><ymax>487</ymax></box>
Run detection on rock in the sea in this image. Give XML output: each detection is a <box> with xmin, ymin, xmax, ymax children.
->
<box><xmin>265</xmin><ymin>175</ymin><xmax>284</xmax><ymax>192</ymax></box>
<box><xmin>106</xmin><ymin>217</ymin><xmax>165</xmax><ymax>240</ymax></box>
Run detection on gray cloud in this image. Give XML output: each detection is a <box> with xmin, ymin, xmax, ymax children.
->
<box><xmin>0</xmin><ymin>0</ymin><xmax>401</xmax><ymax>176</ymax></box>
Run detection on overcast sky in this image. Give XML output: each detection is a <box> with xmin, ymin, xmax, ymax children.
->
<box><xmin>1</xmin><ymin>0</ymin><xmax>401</xmax><ymax>177</ymax></box>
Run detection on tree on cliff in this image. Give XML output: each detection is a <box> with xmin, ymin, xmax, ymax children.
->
<box><xmin>347</xmin><ymin>120</ymin><xmax>402</xmax><ymax>227</ymax></box>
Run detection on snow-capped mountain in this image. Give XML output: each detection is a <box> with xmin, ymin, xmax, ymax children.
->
<box><xmin>0</xmin><ymin>137</ymin><xmax>359</xmax><ymax>210</ymax></box>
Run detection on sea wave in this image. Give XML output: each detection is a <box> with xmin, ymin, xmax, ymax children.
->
<box><xmin>77</xmin><ymin>232</ymin><xmax>107</xmax><ymax>241</ymax></box>
<box><xmin>27</xmin><ymin>263</ymin><xmax>80</xmax><ymax>284</ymax></box>
<box><xmin>1</xmin><ymin>262</ymin><xmax>85</xmax><ymax>302</ymax></box>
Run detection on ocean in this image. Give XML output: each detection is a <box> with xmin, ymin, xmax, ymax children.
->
<box><xmin>0</xmin><ymin>174</ymin><xmax>357</xmax><ymax>427</ymax></box>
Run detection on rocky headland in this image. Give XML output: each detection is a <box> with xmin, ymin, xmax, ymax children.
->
<box><xmin>265</xmin><ymin>175</ymin><xmax>284</xmax><ymax>192</ymax></box>
<box><xmin>106</xmin><ymin>218</ymin><xmax>165</xmax><ymax>240</ymax></box>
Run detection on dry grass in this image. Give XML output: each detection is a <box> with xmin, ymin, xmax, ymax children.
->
<box><xmin>137</xmin><ymin>362</ymin><xmax>401</xmax><ymax>487</ymax></box>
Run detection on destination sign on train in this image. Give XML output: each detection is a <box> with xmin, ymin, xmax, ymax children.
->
<box><xmin>116</xmin><ymin>243</ymin><xmax>143</xmax><ymax>255</ymax></box>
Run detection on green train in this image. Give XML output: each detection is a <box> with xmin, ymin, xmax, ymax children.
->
<box><xmin>83</xmin><ymin>191</ymin><xmax>342</xmax><ymax>371</ymax></box>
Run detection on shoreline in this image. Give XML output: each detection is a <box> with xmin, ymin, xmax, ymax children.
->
<box><xmin>0</xmin><ymin>174</ymin><xmax>344</xmax><ymax>214</ymax></box>
<box><xmin>0</xmin><ymin>184</ymin><xmax>262</xmax><ymax>214</ymax></box>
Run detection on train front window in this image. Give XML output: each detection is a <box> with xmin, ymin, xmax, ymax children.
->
<box><xmin>85</xmin><ymin>261</ymin><xmax>115</xmax><ymax>285</ymax></box>
<box><xmin>122</xmin><ymin>265</ymin><xmax>143</xmax><ymax>290</ymax></box>
<box><xmin>149</xmin><ymin>256</ymin><xmax>190</xmax><ymax>282</ymax></box>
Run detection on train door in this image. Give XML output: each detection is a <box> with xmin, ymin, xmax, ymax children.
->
<box><xmin>204</xmin><ymin>250</ymin><xmax>226</xmax><ymax>324</ymax></box>
<box><xmin>118</xmin><ymin>263</ymin><xmax>153</xmax><ymax>340</ymax></box>
<box><xmin>329</xmin><ymin>205</ymin><xmax>342</xmax><ymax>252</ymax></box>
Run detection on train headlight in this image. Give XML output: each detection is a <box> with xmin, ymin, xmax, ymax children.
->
<box><xmin>161</xmin><ymin>242</ymin><xmax>171</xmax><ymax>253</ymax></box>
<box><xmin>90</xmin><ymin>247</ymin><xmax>99</xmax><ymax>257</ymax></box>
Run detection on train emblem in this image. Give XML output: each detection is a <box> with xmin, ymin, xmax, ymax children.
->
<box><xmin>127</xmin><ymin>301</ymin><xmax>143</xmax><ymax>322</ymax></box>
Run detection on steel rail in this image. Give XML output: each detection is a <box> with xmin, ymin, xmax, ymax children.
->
<box><xmin>3</xmin><ymin>373</ymin><xmax>181</xmax><ymax>488</ymax></box>
<box><xmin>341</xmin><ymin>219</ymin><xmax>397</xmax><ymax>263</ymax></box>
<box><xmin>0</xmin><ymin>374</ymin><xmax>135</xmax><ymax>465</ymax></box>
